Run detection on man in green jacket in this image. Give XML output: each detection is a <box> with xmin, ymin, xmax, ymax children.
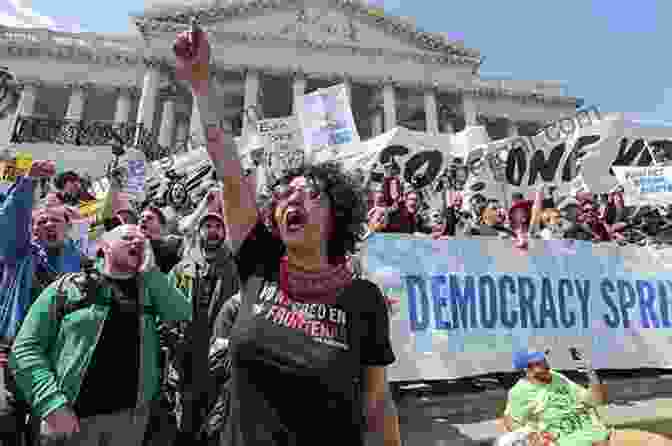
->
<box><xmin>9</xmin><ymin>224</ymin><xmax>192</xmax><ymax>446</ymax></box>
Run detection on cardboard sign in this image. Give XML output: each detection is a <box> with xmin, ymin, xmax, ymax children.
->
<box><xmin>298</xmin><ymin>83</ymin><xmax>360</xmax><ymax>163</ymax></box>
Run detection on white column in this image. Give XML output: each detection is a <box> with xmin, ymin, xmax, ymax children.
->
<box><xmin>65</xmin><ymin>83</ymin><xmax>89</xmax><ymax>121</ymax></box>
<box><xmin>370</xmin><ymin>108</ymin><xmax>383</xmax><ymax>136</ymax></box>
<box><xmin>292</xmin><ymin>72</ymin><xmax>306</xmax><ymax>115</ymax></box>
<box><xmin>175</xmin><ymin>118</ymin><xmax>189</xmax><ymax>151</ymax></box>
<box><xmin>158</xmin><ymin>91</ymin><xmax>177</xmax><ymax>148</ymax></box>
<box><xmin>342</xmin><ymin>77</ymin><xmax>352</xmax><ymax>103</ymax></box>
<box><xmin>135</xmin><ymin>58</ymin><xmax>162</xmax><ymax>140</ymax></box>
<box><xmin>507</xmin><ymin>119</ymin><xmax>519</xmax><ymax>137</ymax></box>
<box><xmin>16</xmin><ymin>80</ymin><xmax>39</xmax><ymax>116</ymax></box>
<box><xmin>382</xmin><ymin>82</ymin><xmax>397</xmax><ymax>131</ymax></box>
<box><xmin>189</xmin><ymin>97</ymin><xmax>204</xmax><ymax>149</ymax></box>
<box><xmin>424</xmin><ymin>88</ymin><xmax>439</xmax><ymax>134</ymax></box>
<box><xmin>113</xmin><ymin>86</ymin><xmax>134</xmax><ymax>124</ymax></box>
<box><xmin>462</xmin><ymin>93</ymin><xmax>478</xmax><ymax>127</ymax></box>
<box><xmin>243</xmin><ymin>69</ymin><xmax>260</xmax><ymax>133</ymax></box>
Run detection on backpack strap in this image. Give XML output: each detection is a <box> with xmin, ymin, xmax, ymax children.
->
<box><xmin>49</xmin><ymin>268</ymin><xmax>105</xmax><ymax>325</ymax></box>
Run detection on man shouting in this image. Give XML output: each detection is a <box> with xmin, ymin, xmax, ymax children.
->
<box><xmin>10</xmin><ymin>224</ymin><xmax>191</xmax><ymax>446</ymax></box>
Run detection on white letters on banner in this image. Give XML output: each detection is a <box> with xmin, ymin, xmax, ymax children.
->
<box><xmin>361</xmin><ymin>234</ymin><xmax>672</xmax><ymax>381</ymax></box>
<box><xmin>298</xmin><ymin>83</ymin><xmax>360</xmax><ymax>163</ymax></box>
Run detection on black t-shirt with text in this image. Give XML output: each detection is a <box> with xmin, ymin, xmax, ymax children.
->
<box><xmin>224</xmin><ymin>222</ymin><xmax>395</xmax><ymax>446</ymax></box>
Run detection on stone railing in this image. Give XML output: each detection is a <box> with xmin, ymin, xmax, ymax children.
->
<box><xmin>0</xmin><ymin>25</ymin><xmax>142</xmax><ymax>54</ymax></box>
<box><xmin>474</xmin><ymin>77</ymin><xmax>568</xmax><ymax>98</ymax></box>
<box><xmin>9</xmin><ymin>116</ymin><xmax>174</xmax><ymax>162</ymax></box>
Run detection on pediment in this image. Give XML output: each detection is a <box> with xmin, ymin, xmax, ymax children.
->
<box><xmin>208</xmin><ymin>6</ymin><xmax>445</xmax><ymax>57</ymax></box>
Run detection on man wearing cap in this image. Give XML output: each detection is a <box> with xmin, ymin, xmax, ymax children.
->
<box><xmin>163</xmin><ymin>210</ymin><xmax>239</xmax><ymax>444</ymax></box>
<box><xmin>499</xmin><ymin>350</ymin><xmax>609</xmax><ymax>446</ymax></box>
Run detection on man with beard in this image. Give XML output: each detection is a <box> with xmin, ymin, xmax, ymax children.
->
<box><xmin>164</xmin><ymin>212</ymin><xmax>239</xmax><ymax>445</ymax></box>
<box><xmin>139</xmin><ymin>205</ymin><xmax>183</xmax><ymax>274</ymax></box>
<box><xmin>0</xmin><ymin>161</ymin><xmax>90</xmax><ymax>439</ymax></box>
<box><xmin>10</xmin><ymin>224</ymin><xmax>191</xmax><ymax>446</ymax></box>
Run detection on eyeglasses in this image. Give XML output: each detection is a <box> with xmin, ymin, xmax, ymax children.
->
<box><xmin>272</xmin><ymin>176</ymin><xmax>325</xmax><ymax>203</ymax></box>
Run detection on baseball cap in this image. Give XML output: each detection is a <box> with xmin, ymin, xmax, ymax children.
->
<box><xmin>513</xmin><ymin>350</ymin><xmax>546</xmax><ymax>370</ymax></box>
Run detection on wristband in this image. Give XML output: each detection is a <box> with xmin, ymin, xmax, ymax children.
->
<box><xmin>586</xmin><ymin>369</ymin><xmax>601</xmax><ymax>385</ymax></box>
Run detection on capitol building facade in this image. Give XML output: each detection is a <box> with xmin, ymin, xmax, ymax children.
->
<box><xmin>0</xmin><ymin>0</ymin><xmax>581</xmax><ymax>177</ymax></box>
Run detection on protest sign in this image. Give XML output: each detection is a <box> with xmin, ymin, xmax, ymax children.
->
<box><xmin>361</xmin><ymin>234</ymin><xmax>672</xmax><ymax>380</ymax></box>
<box><xmin>467</xmin><ymin>108</ymin><xmax>623</xmax><ymax>196</ymax></box>
<box><xmin>297</xmin><ymin>83</ymin><xmax>359</xmax><ymax>162</ymax></box>
<box><xmin>256</xmin><ymin>117</ymin><xmax>304</xmax><ymax>182</ymax></box>
<box><xmin>612</xmin><ymin>165</ymin><xmax>672</xmax><ymax>206</ymax></box>
<box><xmin>0</xmin><ymin>151</ymin><xmax>32</xmax><ymax>193</ymax></box>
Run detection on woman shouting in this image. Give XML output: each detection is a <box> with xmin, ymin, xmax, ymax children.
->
<box><xmin>173</xmin><ymin>24</ymin><xmax>401</xmax><ymax>446</ymax></box>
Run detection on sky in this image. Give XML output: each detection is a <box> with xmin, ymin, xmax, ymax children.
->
<box><xmin>3</xmin><ymin>0</ymin><xmax>671</xmax><ymax>125</ymax></box>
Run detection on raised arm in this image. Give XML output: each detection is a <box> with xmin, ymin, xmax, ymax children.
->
<box><xmin>174</xmin><ymin>26</ymin><xmax>258</xmax><ymax>255</ymax></box>
<box><xmin>0</xmin><ymin>160</ymin><xmax>54</xmax><ymax>260</ymax></box>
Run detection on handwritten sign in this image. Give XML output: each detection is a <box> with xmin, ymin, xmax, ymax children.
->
<box><xmin>257</xmin><ymin>117</ymin><xmax>305</xmax><ymax>181</ymax></box>
<box><xmin>126</xmin><ymin>159</ymin><xmax>146</xmax><ymax>196</ymax></box>
<box><xmin>298</xmin><ymin>83</ymin><xmax>359</xmax><ymax>163</ymax></box>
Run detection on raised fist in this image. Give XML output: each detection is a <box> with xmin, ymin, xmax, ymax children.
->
<box><xmin>173</xmin><ymin>21</ymin><xmax>210</xmax><ymax>95</ymax></box>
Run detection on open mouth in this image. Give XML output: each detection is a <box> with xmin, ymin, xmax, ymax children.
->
<box><xmin>285</xmin><ymin>210</ymin><xmax>307</xmax><ymax>232</ymax></box>
<box><xmin>127</xmin><ymin>246</ymin><xmax>142</xmax><ymax>259</ymax></box>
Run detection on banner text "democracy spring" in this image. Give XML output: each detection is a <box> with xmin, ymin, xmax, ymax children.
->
<box><xmin>405</xmin><ymin>274</ymin><xmax>672</xmax><ymax>332</ymax></box>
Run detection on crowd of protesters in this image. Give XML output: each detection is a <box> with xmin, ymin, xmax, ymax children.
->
<box><xmin>363</xmin><ymin>160</ymin><xmax>672</xmax><ymax>250</ymax></box>
<box><xmin>0</xmin><ymin>24</ymin><xmax>671</xmax><ymax>446</ymax></box>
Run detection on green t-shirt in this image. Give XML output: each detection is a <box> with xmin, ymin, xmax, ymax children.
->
<box><xmin>505</xmin><ymin>370</ymin><xmax>609</xmax><ymax>446</ymax></box>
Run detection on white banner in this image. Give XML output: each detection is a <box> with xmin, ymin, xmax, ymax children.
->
<box><xmin>612</xmin><ymin>165</ymin><xmax>672</xmax><ymax>206</ymax></box>
<box><xmin>361</xmin><ymin>234</ymin><xmax>672</xmax><ymax>381</ymax></box>
<box><xmin>298</xmin><ymin>83</ymin><xmax>360</xmax><ymax>163</ymax></box>
<box><xmin>469</xmin><ymin>110</ymin><xmax>672</xmax><ymax>196</ymax></box>
<box><xmin>467</xmin><ymin>109</ymin><xmax>623</xmax><ymax>196</ymax></box>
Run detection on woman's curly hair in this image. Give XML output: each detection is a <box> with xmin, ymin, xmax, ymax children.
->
<box><xmin>261</xmin><ymin>162</ymin><xmax>368</xmax><ymax>261</ymax></box>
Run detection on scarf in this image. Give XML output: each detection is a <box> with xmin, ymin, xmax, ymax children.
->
<box><xmin>280</xmin><ymin>256</ymin><xmax>354</xmax><ymax>304</ymax></box>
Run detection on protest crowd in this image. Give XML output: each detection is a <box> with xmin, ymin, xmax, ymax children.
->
<box><xmin>0</xmin><ymin>23</ymin><xmax>670</xmax><ymax>446</ymax></box>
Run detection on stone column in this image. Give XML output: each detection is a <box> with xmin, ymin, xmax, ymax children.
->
<box><xmin>113</xmin><ymin>86</ymin><xmax>134</xmax><ymax>124</ymax></box>
<box><xmin>175</xmin><ymin>118</ymin><xmax>189</xmax><ymax>152</ymax></box>
<box><xmin>424</xmin><ymin>88</ymin><xmax>439</xmax><ymax>134</ymax></box>
<box><xmin>135</xmin><ymin>57</ymin><xmax>162</xmax><ymax>143</ymax></box>
<box><xmin>462</xmin><ymin>93</ymin><xmax>478</xmax><ymax>127</ymax></box>
<box><xmin>382</xmin><ymin>82</ymin><xmax>397</xmax><ymax>131</ymax></box>
<box><xmin>342</xmin><ymin>76</ymin><xmax>352</xmax><ymax>103</ymax></box>
<box><xmin>507</xmin><ymin>119</ymin><xmax>519</xmax><ymax>137</ymax></box>
<box><xmin>158</xmin><ymin>86</ymin><xmax>177</xmax><ymax>148</ymax></box>
<box><xmin>370</xmin><ymin>107</ymin><xmax>383</xmax><ymax>137</ymax></box>
<box><xmin>243</xmin><ymin>69</ymin><xmax>260</xmax><ymax>133</ymax></box>
<box><xmin>65</xmin><ymin>82</ymin><xmax>90</xmax><ymax>121</ymax></box>
<box><xmin>16</xmin><ymin>80</ymin><xmax>39</xmax><ymax>116</ymax></box>
<box><xmin>292</xmin><ymin>72</ymin><xmax>307</xmax><ymax>116</ymax></box>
